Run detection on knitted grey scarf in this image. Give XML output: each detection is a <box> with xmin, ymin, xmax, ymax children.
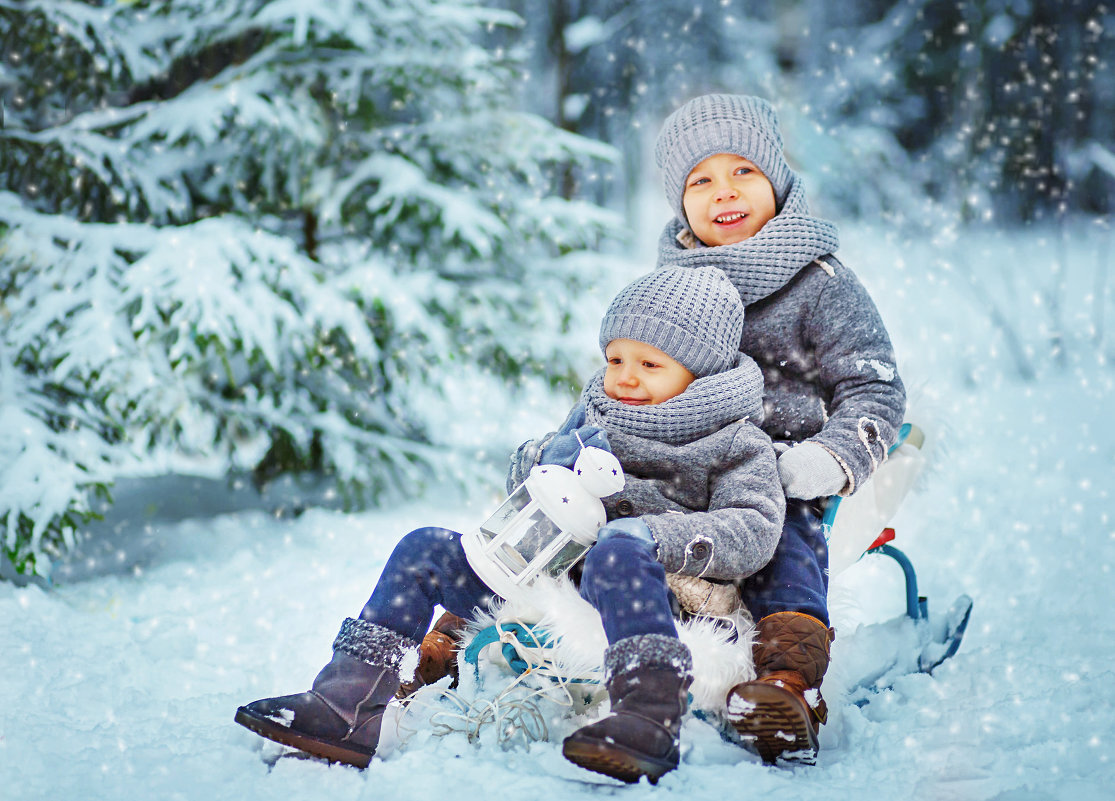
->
<box><xmin>656</xmin><ymin>176</ymin><xmax>840</xmax><ymax>305</ymax></box>
<box><xmin>580</xmin><ymin>355</ymin><xmax>764</xmax><ymax>446</ymax></box>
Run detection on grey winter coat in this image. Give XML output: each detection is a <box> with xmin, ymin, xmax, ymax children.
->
<box><xmin>598</xmin><ymin>423</ymin><xmax>783</xmax><ymax>581</ymax></box>
<box><xmin>507</xmin><ymin>367</ymin><xmax>784</xmax><ymax>582</ymax></box>
<box><xmin>740</xmin><ymin>255</ymin><xmax>905</xmax><ymax>495</ymax></box>
<box><xmin>658</xmin><ymin>212</ymin><xmax>907</xmax><ymax>496</ymax></box>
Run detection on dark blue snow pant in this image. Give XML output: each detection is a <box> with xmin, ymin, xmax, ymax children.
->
<box><xmin>357</xmin><ymin>527</ymin><xmax>677</xmax><ymax>645</ymax></box>
<box><xmin>738</xmin><ymin>498</ymin><xmax>830</xmax><ymax>626</ymax></box>
<box><xmin>578</xmin><ymin>533</ymin><xmax>678</xmax><ymax>643</ymax></box>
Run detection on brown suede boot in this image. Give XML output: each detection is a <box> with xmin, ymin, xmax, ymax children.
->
<box><xmin>725</xmin><ymin>611</ymin><xmax>833</xmax><ymax>765</ymax></box>
<box><xmin>396</xmin><ymin>611</ymin><xmax>469</xmax><ymax>699</ymax></box>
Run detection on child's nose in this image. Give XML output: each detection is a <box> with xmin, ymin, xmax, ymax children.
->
<box><xmin>617</xmin><ymin>367</ymin><xmax>639</xmax><ymax>386</ymax></box>
<box><xmin>714</xmin><ymin>181</ymin><xmax>738</xmax><ymax>202</ymax></box>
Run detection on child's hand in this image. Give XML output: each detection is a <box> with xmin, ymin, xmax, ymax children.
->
<box><xmin>597</xmin><ymin>518</ymin><xmax>657</xmax><ymax>553</ymax></box>
<box><xmin>777</xmin><ymin>442</ymin><xmax>848</xmax><ymax>499</ymax></box>
<box><xmin>539</xmin><ymin>426</ymin><xmax>611</xmax><ymax>469</ymax></box>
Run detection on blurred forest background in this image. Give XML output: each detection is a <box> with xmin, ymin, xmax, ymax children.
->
<box><xmin>1</xmin><ymin>0</ymin><xmax>1112</xmax><ymax>579</ymax></box>
<box><xmin>505</xmin><ymin>0</ymin><xmax>1113</xmax><ymax>223</ymax></box>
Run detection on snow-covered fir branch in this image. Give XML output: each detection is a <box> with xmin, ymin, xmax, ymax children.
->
<box><xmin>0</xmin><ymin>0</ymin><xmax>621</xmax><ymax>578</ymax></box>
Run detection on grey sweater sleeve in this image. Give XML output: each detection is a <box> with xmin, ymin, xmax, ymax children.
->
<box><xmin>642</xmin><ymin>423</ymin><xmax>785</xmax><ymax>581</ymax></box>
<box><xmin>807</xmin><ymin>261</ymin><xmax>907</xmax><ymax>494</ymax></box>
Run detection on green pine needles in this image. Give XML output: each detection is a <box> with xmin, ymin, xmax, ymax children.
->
<box><xmin>0</xmin><ymin>0</ymin><xmax>619</xmax><ymax>578</ymax></box>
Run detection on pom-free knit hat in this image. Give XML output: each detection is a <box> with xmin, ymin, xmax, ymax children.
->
<box><xmin>654</xmin><ymin>94</ymin><xmax>794</xmax><ymax>224</ymax></box>
<box><xmin>599</xmin><ymin>267</ymin><xmax>744</xmax><ymax>378</ymax></box>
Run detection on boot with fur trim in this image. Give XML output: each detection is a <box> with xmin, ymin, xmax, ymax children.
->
<box><xmin>562</xmin><ymin>634</ymin><xmax>693</xmax><ymax>784</ymax></box>
<box><xmin>725</xmin><ymin>611</ymin><xmax>833</xmax><ymax>765</ymax></box>
<box><xmin>235</xmin><ymin>618</ymin><xmax>418</xmax><ymax>768</ymax></box>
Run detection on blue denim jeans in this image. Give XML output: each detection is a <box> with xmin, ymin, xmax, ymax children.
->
<box><xmin>357</xmin><ymin>527</ymin><xmax>494</xmax><ymax>642</ymax></box>
<box><xmin>738</xmin><ymin>498</ymin><xmax>830</xmax><ymax>626</ymax></box>
<box><xmin>357</xmin><ymin>527</ymin><xmax>677</xmax><ymax>645</ymax></box>
<box><xmin>578</xmin><ymin>532</ymin><xmax>678</xmax><ymax>642</ymax></box>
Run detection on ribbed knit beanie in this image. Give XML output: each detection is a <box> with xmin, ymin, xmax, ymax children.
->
<box><xmin>599</xmin><ymin>267</ymin><xmax>744</xmax><ymax>378</ymax></box>
<box><xmin>654</xmin><ymin>94</ymin><xmax>793</xmax><ymax>224</ymax></box>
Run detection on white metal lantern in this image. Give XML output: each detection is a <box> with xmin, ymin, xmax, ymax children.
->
<box><xmin>461</xmin><ymin>446</ymin><xmax>625</xmax><ymax>606</ymax></box>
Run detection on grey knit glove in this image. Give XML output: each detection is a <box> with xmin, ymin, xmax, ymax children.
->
<box><xmin>777</xmin><ymin>441</ymin><xmax>848</xmax><ymax>499</ymax></box>
<box><xmin>506</xmin><ymin>438</ymin><xmax>544</xmax><ymax>494</ymax></box>
<box><xmin>507</xmin><ymin>403</ymin><xmax>612</xmax><ymax>493</ymax></box>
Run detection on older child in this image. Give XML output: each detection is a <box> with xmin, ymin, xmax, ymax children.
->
<box><xmin>654</xmin><ymin>94</ymin><xmax>907</xmax><ymax>764</ymax></box>
<box><xmin>235</xmin><ymin>266</ymin><xmax>784</xmax><ymax>784</ymax></box>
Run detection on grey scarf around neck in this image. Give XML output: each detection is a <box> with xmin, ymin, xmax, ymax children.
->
<box><xmin>656</xmin><ymin>176</ymin><xmax>840</xmax><ymax>305</ymax></box>
<box><xmin>580</xmin><ymin>355</ymin><xmax>764</xmax><ymax>446</ymax></box>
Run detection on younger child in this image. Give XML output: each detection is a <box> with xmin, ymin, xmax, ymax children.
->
<box><xmin>654</xmin><ymin>94</ymin><xmax>908</xmax><ymax>764</ymax></box>
<box><xmin>235</xmin><ymin>266</ymin><xmax>785</xmax><ymax>784</ymax></box>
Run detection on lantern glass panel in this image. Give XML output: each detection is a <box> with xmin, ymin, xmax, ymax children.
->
<box><xmin>485</xmin><ymin>506</ymin><xmax>563</xmax><ymax>576</ymax></box>
<box><xmin>480</xmin><ymin>485</ymin><xmax>532</xmax><ymax>540</ymax></box>
<box><xmin>508</xmin><ymin>508</ymin><xmax>561</xmax><ymax>563</ymax></box>
<box><xmin>542</xmin><ymin>539</ymin><xmax>591</xmax><ymax>578</ymax></box>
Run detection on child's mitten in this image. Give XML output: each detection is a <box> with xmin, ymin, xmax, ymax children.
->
<box><xmin>539</xmin><ymin>426</ymin><xmax>611</xmax><ymax>468</ymax></box>
<box><xmin>597</xmin><ymin>517</ymin><xmax>657</xmax><ymax>554</ymax></box>
<box><xmin>507</xmin><ymin>403</ymin><xmax>612</xmax><ymax>491</ymax></box>
<box><xmin>538</xmin><ymin>404</ymin><xmax>611</xmax><ymax>469</ymax></box>
<box><xmin>777</xmin><ymin>441</ymin><xmax>848</xmax><ymax>499</ymax></box>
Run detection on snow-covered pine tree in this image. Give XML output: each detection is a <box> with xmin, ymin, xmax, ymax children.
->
<box><xmin>0</xmin><ymin>0</ymin><xmax>619</xmax><ymax>578</ymax></box>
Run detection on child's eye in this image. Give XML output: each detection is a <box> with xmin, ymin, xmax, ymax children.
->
<box><xmin>734</xmin><ymin>166</ymin><xmax>753</xmax><ymax>175</ymax></box>
<box><xmin>642</xmin><ymin>361</ymin><xmax>660</xmax><ymax>369</ymax></box>
<box><xmin>689</xmin><ymin>176</ymin><xmax>709</xmax><ymax>187</ymax></box>
<box><xmin>607</xmin><ymin>357</ymin><xmax>622</xmax><ymax>365</ymax></box>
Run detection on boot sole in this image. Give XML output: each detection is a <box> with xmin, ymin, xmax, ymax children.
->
<box><xmin>726</xmin><ymin>684</ymin><xmax>818</xmax><ymax>765</ymax></box>
<box><xmin>562</xmin><ymin>736</ymin><xmax>676</xmax><ymax>784</ymax></box>
<box><xmin>234</xmin><ymin>706</ymin><xmax>373</xmax><ymax>769</ymax></box>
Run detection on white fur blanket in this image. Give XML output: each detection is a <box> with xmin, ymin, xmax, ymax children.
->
<box><xmin>462</xmin><ymin>577</ymin><xmax>756</xmax><ymax>714</ymax></box>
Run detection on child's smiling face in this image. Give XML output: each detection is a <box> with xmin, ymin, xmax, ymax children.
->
<box><xmin>603</xmin><ymin>339</ymin><xmax>696</xmax><ymax>406</ymax></box>
<box><xmin>682</xmin><ymin>153</ymin><xmax>777</xmax><ymax>247</ymax></box>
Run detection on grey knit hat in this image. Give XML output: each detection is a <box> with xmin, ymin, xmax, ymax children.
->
<box><xmin>599</xmin><ymin>267</ymin><xmax>744</xmax><ymax>378</ymax></box>
<box><xmin>654</xmin><ymin>94</ymin><xmax>794</xmax><ymax>224</ymax></box>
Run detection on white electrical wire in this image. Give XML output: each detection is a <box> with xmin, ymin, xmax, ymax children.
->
<box><xmin>391</xmin><ymin>616</ymin><xmax>605</xmax><ymax>749</ymax></box>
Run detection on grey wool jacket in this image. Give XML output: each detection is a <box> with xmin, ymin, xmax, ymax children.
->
<box><xmin>507</xmin><ymin>365</ymin><xmax>785</xmax><ymax>582</ymax></box>
<box><xmin>658</xmin><ymin>209</ymin><xmax>907</xmax><ymax>496</ymax></box>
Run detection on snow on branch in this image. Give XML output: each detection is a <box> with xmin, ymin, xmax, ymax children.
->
<box><xmin>1</xmin><ymin>0</ymin><xmax>621</xmax><ymax>580</ymax></box>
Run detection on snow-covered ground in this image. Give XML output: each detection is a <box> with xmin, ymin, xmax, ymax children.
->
<box><xmin>3</xmin><ymin>222</ymin><xmax>1114</xmax><ymax>800</ymax></box>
